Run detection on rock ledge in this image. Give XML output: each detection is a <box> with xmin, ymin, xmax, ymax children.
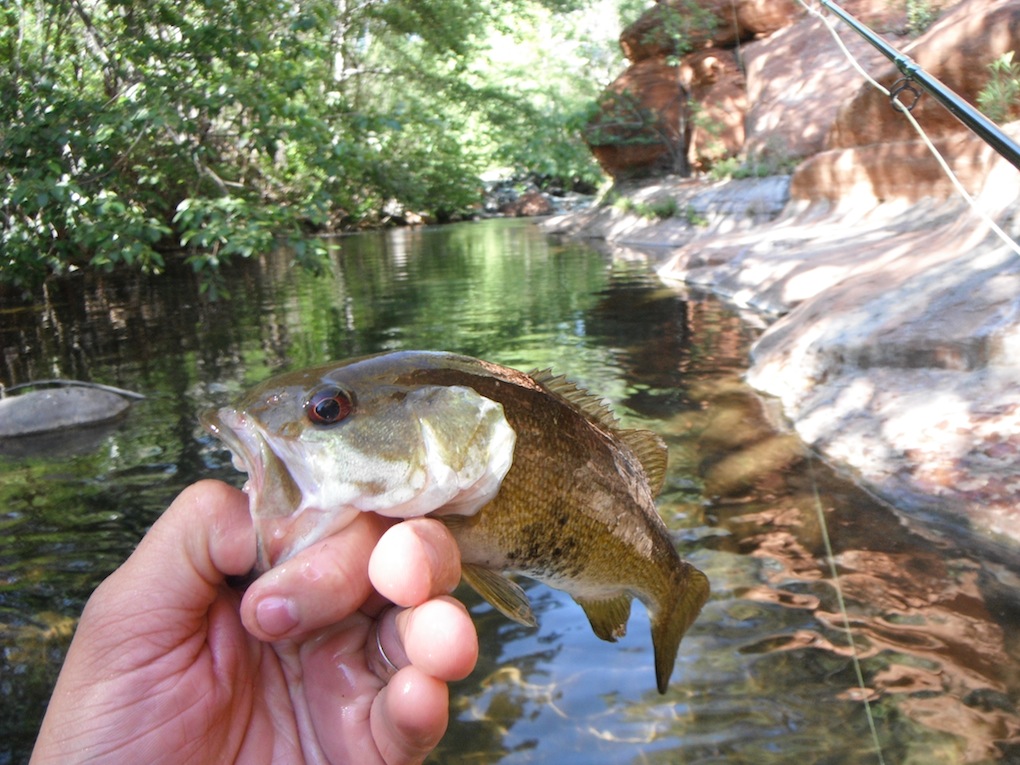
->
<box><xmin>545</xmin><ymin>131</ymin><xmax>1020</xmax><ymax>550</ymax></box>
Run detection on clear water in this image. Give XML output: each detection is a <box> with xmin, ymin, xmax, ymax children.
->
<box><xmin>2</xmin><ymin>219</ymin><xmax>1020</xmax><ymax>764</ymax></box>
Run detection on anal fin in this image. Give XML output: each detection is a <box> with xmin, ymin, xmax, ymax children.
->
<box><xmin>575</xmin><ymin>593</ymin><xmax>633</xmax><ymax>642</ymax></box>
<box><xmin>462</xmin><ymin>563</ymin><xmax>537</xmax><ymax>627</ymax></box>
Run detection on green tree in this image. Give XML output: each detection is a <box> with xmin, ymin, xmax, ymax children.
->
<box><xmin>1</xmin><ymin>0</ymin><xmax>602</xmax><ymax>288</ymax></box>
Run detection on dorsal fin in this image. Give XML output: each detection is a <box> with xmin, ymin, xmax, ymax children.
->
<box><xmin>620</xmin><ymin>428</ymin><xmax>668</xmax><ymax>496</ymax></box>
<box><xmin>529</xmin><ymin>369</ymin><xmax>619</xmax><ymax>430</ymax></box>
<box><xmin>530</xmin><ymin>368</ymin><xmax>669</xmax><ymax>495</ymax></box>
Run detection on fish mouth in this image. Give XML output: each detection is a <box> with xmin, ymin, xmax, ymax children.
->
<box><xmin>200</xmin><ymin>406</ymin><xmax>359</xmax><ymax>571</ymax></box>
<box><xmin>201</xmin><ymin>407</ymin><xmax>267</xmax><ymax>500</ymax></box>
<box><xmin>201</xmin><ymin>407</ymin><xmax>294</xmax><ymax>571</ymax></box>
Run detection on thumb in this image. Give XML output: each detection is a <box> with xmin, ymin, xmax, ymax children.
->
<box><xmin>131</xmin><ymin>479</ymin><xmax>255</xmax><ymax>587</ymax></box>
<box><xmin>31</xmin><ymin>481</ymin><xmax>255</xmax><ymax>761</ymax></box>
<box><xmin>86</xmin><ymin>480</ymin><xmax>255</xmax><ymax>643</ymax></box>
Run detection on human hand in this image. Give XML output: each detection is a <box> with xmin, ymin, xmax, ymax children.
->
<box><xmin>30</xmin><ymin>479</ymin><xmax>478</xmax><ymax>765</ymax></box>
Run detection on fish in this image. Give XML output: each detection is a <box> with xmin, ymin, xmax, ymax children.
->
<box><xmin>201</xmin><ymin>350</ymin><xmax>710</xmax><ymax>693</ymax></box>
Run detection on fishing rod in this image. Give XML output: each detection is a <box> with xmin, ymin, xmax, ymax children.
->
<box><xmin>819</xmin><ymin>0</ymin><xmax>1020</xmax><ymax>173</ymax></box>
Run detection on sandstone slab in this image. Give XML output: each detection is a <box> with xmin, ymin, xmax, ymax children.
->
<box><xmin>791</xmin><ymin>131</ymin><xmax>1005</xmax><ymax>204</ymax></box>
<box><xmin>543</xmin><ymin>175</ymin><xmax>791</xmax><ymax>246</ymax></box>
<box><xmin>742</xmin><ymin>16</ymin><xmax>902</xmax><ymax>162</ymax></box>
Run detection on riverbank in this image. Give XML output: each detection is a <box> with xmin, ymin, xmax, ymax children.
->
<box><xmin>543</xmin><ymin>156</ymin><xmax>1020</xmax><ymax>553</ymax></box>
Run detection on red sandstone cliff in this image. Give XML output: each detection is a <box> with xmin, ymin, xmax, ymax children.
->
<box><xmin>588</xmin><ymin>0</ymin><xmax>1020</xmax><ymax>206</ymax></box>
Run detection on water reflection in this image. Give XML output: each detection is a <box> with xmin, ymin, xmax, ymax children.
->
<box><xmin>2</xmin><ymin>220</ymin><xmax>1020</xmax><ymax>764</ymax></box>
<box><xmin>676</xmin><ymin>364</ymin><xmax>1020</xmax><ymax>764</ymax></box>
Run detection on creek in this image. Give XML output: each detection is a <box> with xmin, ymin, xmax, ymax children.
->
<box><xmin>2</xmin><ymin>219</ymin><xmax>1019</xmax><ymax>764</ymax></box>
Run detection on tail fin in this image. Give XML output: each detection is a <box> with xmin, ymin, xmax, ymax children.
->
<box><xmin>651</xmin><ymin>562</ymin><xmax>711</xmax><ymax>694</ymax></box>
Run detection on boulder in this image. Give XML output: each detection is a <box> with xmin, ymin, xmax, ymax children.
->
<box><xmin>790</xmin><ymin>130</ymin><xmax>1000</xmax><ymax>204</ymax></box>
<box><xmin>833</xmin><ymin>0</ymin><xmax>911</xmax><ymax>33</ymax></box>
<box><xmin>619</xmin><ymin>0</ymin><xmax>803</xmax><ymax>61</ymax></box>
<box><xmin>827</xmin><ymin>0</ymin><xmax>1020</xmax><ymax>149</ymax></box>
<box><xmin>587</xmin><ymin>47</ymin><xmax>750</xmax><ymax>179</ymax></box>
<box><xmin>500</xmin><ymin>190</ymin><xmax>554</xmax><ymax>217</ymax></box>
<box><xmin>684</xmin><ymin>48</ymin><xmax>747</xmax><ymax>169</ymax></box>
<box><xmin>586</xmin><ymin>57</ymin><xmax>689</xmax><ymax>179</ymax></box>
<box><xmin>0</xmin><ymin>387</ymin><xmax>137</xmax><ymax>437</ymax></box>
<box><xmin>790</xmin><ymin>0</ymin><xmax>1020</xmax><ymax>205</ymax></box>
<box><xmin>601</xmin><ymin>0</ymin><xmax>1013</xmax><ymax>180</ymax></box>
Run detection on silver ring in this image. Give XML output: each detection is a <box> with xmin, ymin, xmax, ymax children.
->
<box><xmin>375</xmin><ymin>618</ymin><xmax>400</xmax><ymax>676</ymax></box>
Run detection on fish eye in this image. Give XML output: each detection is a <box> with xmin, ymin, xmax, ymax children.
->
<box><xmin>305</xmin><ymin>387</ymin><xmax>353</xmax><ymax>426</ymax></box>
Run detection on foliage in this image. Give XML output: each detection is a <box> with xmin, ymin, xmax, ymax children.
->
<box><xmin>707</xmin><ymin>148</ymin><xmax>800</xmax><ymax>181</ymax></box>
<box><xmin>611</xmin><ymin>195</ymin><xmax>680</xmax><ymax>220</ymax></box>
<box><xmin>978</xmin><ymin>51</ymin><xmax>1020</xmax><ymax>124</ymax></box>
<box><xmin>584</xmin><ymin>89</ymin><xmax>672</xmax><ymax>147</ymax></box>
<box><xmin>905</xmin><ymin>0</ymin><xmax>939</xmax><ymax>37</ymax></box>
<box><xmin>608</xmin><ymin>194</ymin><xmax>712</xmax><ymax>226</ymax></box>
<box><xmin>0</xmin><ymin>0</ymin><xmax>604</xmax><ymax>288</ymax></box>
<box><xmin>452</xmin><ymin>3</ymin><xmax>621</xmax><ymax>191</ymax></box>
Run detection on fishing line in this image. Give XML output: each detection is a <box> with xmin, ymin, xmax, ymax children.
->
<box><xmin>807</xmin><ymin>455</ymin><xmax>887</xmax><ymax>765</ymax></box>
<box><xmin>796</xmin><ymin>0</ymin><xmax>1020</xmax><ymax>258</ymax></box>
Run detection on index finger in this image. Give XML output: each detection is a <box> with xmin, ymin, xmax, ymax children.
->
<box><xmin>240</xmin><ymin>511</ymin><xmax>391</xmax><ymax>641</ymax></box>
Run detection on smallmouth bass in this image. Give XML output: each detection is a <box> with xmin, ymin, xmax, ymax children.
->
<box><xmin>202</xmin><ymin>350</ymin><xmax>709</xmax><ymax>693</ymax></box>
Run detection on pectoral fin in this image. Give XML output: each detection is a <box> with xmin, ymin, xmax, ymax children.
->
<box><xmin>575</xmin><ymin>593</ymin><xmax>633</xmax><ymax>642</ymax></box>
<box><xmin>462</xmin><ymin>563</ymin><xmax>537</xmax><ymax>627</ymax></box>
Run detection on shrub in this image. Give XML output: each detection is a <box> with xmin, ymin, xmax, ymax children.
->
<box><xmin>978</xmin><ymin>51</ymin><xmax>1020</xmax><ymax>124</ymax></box>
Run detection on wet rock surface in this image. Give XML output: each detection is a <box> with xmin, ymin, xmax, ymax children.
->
<box><xmin>555</xmin><ymin>0</ymin><xmax>1020</xmax><ymax>549</ymax></box>
<box><xmin>741</xmin><ymin>197</ymin><xmax>1020</xmax><ymax>548</ymax></box>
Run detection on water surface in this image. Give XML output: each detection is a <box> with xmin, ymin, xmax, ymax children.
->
<box><xmin>2</xmin><ymin>219</ymin><xmax>1020</xmax><ymax>764</ymax></box>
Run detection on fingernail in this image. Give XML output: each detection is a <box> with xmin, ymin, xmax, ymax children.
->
<box><xmin>256</xmin><ymin>596</ymin><xmax>299</xmax><ymax>636</ymax></box>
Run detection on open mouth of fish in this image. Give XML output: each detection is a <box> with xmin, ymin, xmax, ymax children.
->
<box><xmin>201</xmin><ymin>407</ymin><xmax>359</xmax><ymax>571</ymax></box>
<box><xmin>201</xmin><ymin>408</ymin><xmax>266</xmax><ymax>496</ymax></box>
